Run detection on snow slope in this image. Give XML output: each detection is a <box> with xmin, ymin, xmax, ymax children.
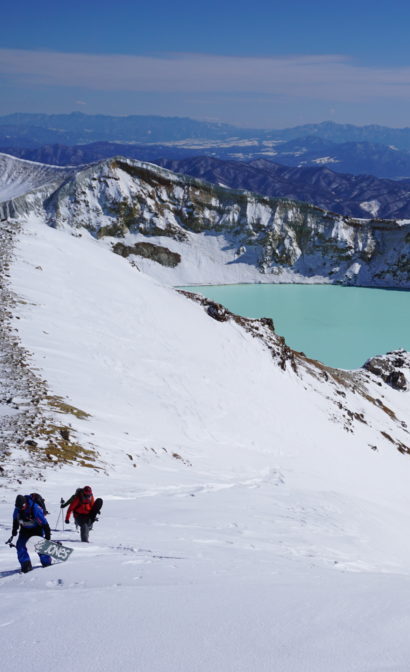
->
<box><xmin>0</xmin><ymin>152</ymin><xmax>73</xmax><ymax>201</ymax></box>
<box><xmin>1</xmin><ymin>213</ymin><xmax>410</xmax><ymax>670</ymax></box>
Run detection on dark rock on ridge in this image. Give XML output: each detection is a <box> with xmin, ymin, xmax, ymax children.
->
<box><xmin>363</xmin><ymin>349</ymin><xmax>409</xmax><ymax>390</ymax></box>
<box><xmin>112</xmin><ymin>241</ymin><xmax>181</xmax><ymax>268</ymax></box>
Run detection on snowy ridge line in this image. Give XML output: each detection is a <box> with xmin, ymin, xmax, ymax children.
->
<box><xmin>0</xmin><ymin>153</ymin><xmax>77</xmax><ymax>210</ymax></box>
<box><xmin>3</xmin><ymin>155</ymin><xmax>410</xmax><ymax>671</ymax></box>
<box><xmin>181</xmin><ymin>289</ymin><xmax>410</xmax><ymax>453</ymax></box>
<box><xmin>39</xmin><ymin>155</ymin><xmax>410</xmax><ymax>289</ymax></box>
<box><xmin>0</xmin><ymin>221</ymin><xmax>101</xmax><ymax>482</ymax></box>
<box><xmin>2</xmin><ymin>152</ymin><xmax>410</xmax><ymax>290</ymax></box>
<box><xmin>178</xmin><ymin>289</ymin><xmax>298</xmax><ymax>372</ymax></box>
<box><xmin>1</xmin><ymin>153</ymin><xmax>410</xmax><ymax>481</ymax></box>
<box><xmin>0</xmin><ymin>151</ymin><xmax>75</xmax><ymax>171</ymax></box>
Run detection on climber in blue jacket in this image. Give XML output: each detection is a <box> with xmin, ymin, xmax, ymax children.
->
<box><xmin>11</xmin><ymin>495</ymin><xmax>52</xmax><ymax>573</ymax></box>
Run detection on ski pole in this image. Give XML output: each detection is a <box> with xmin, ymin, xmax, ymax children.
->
<box><xmin>54</xmin><ymin>508</ymin><xmax>62</xmax><ymax>531</ymax></box>
<box><xmin>61</xmin><ymin>498</ymin><xmax>65</xmax><ymax>532</ymax></box>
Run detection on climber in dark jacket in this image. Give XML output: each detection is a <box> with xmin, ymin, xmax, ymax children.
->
<box><xmin>11</xmin><ymin>495</ymin><xmax>52</xmax><ymax>573</ymax></box>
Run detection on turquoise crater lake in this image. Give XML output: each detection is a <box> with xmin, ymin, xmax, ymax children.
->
<box><xmin>183</xmin><ymin>284</ymin><xmax>410</xmax><ymax>370</ymax></box>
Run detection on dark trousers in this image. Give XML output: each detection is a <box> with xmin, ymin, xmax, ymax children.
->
<box><xmin>74</xmin><ymin>498</ymin><xmax>103</xmax><ymax>542</ymax></box>
<box><xmin>16</xmin><ymin>526</ymin><xmax>51</xmax><ymax>568</ymax></box>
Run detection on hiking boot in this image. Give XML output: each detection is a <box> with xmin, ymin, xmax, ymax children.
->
<box><xmin>21</xmin><ymin>560</ymin><xmax>33</xmax><ymax>573</ymax></box>
<box><xmin>41</xmin><ymin>558</ymin><xmax>52</xmax><ymax>568</ymax></box>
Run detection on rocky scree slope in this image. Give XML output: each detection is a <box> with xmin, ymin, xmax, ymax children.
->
<box><xmin>0</xmin><ymin>157</ymin><xmax>101</xmax><ymax>482</ymax></box>
<box><xmin>33</xmin><ymin>156</ymin><xmax>410</xmax><ymax>288</ymax></box>
<box><xmin>0</xmin><ymin>219</ymin><xmax>101</xmax><ymax>483</ymax></box>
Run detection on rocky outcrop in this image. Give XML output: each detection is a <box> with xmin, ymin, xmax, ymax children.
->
<box><xmin>112</xmin><ymin>241</ymin><xmax>181</xmax><ymax>267</ymax></box>
<box><xmin>363</xmin><ymin>350</ymin><xmax>409</xmax><ymax>390</ymax></box>
<box><xmin>207</xmin><ymin>302</ymin><xmax>229</xmax><ymax>322</ymax></box>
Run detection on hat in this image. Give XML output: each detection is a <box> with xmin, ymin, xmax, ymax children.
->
<box><xmin>15</xmin><ymin>495</ymin><xmax>25</xmax><ymax>509</ymax></box>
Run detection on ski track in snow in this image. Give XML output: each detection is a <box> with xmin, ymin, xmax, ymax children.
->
<box><xmin>3</xmin><ymin>480</ymin><xmax>410</xmax><ymax>671</ymax></box>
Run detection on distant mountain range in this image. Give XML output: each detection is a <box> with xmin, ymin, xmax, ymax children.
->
<box><xmin>2</xmin><ymin>113</ymin><xmax>410</xmax><ymax>216</ymax></box>
<box><xmin>2</xmin><ymin>115</ymin><xmax>410</xmax><ymax>178</ymax></box>
<box><xmin>2</xmin><ymin>146</ymin><xmax>410</xmax><ymax>219</ymax></box>
<box><xmin>262</xmin><ymin>137</ymin><xmax>410</xmax><ymax>179</ymax></box>
<box><xmin>157</xmin><ymin>157</ymin><xmax>410</xmax><ymax>219</ymax></box>
<box><xmin>0</xmin><ymin>112</ymin><xmax>241</xmax><ymax>146</ymax></box>
<box><xmin>2</xmin><ymin>113</ymin><xmax>410</xmax><ymax>149</ymax></box>
<box><xmin>3</xmin><ymin>136</ymin><xmax>410</xmax><ymax>179</ymax></box>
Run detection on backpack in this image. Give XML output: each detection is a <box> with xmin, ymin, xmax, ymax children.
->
<box><xmin>29</xmin><ymin>493</ymin><xmax>49</xmax><ymax>515</ymax></box>
<box><xmin>77</xmin><ymin>487</ymin><xmax>93</xmax><ymax>503</ymax></box>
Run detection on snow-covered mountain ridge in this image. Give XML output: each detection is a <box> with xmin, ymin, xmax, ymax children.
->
<box><xmin>2</xmin><ymin>153</ymin><xmax>410</xmax><ymax>671</ymax></box>
<box><xmin>0</xmin><ymin>153</ymin><xmax>75</xmax><ymax>215</ymax></box>
<box><xmin>1</xmin><ymin>209</ymin><xmax>409</xmax><ymax>482</ymax></box>
<box><xmin>0</xmin><ymin>151</ymin><xmax>408</xmax><ymax>535</ymax></box>
<box><xmin>2</xmin><ymin>154</ymin><xmax>409</xmax><ymax>288</ymax></box>
<box><xmin>1</xmin><ymin>153</ymin><xmax>410</xmax><ymax>287</ymax></box>
<box><xmin>1</xmin><ymin>153</ymin><xmax>410</xmax><ymax>479</ymax></box>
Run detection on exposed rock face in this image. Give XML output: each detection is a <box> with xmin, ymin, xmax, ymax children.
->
<box><xmin>363</xmin><ymin>350</ymin><xmax>409</xmax><ymax>390</ymax></box>
<box><xmin>207</xmin><ymin>302</ymin><xmax>228</xmax><ymax>322</ymax></box>
<box><xmin>112</xmin><ymin>241</ymin><xmax>181</xmax><ymax>267</ymax></box>
<box><xmin>2</xmin><ymin>155</ymin><xmax>410</xmax><ymax>287</ymax></box>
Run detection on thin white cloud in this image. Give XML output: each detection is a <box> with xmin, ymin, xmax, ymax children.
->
<box><xmin>1</xmin><ymin>49</ymin><xmax>410</xmax><ymax>102</ymax></box>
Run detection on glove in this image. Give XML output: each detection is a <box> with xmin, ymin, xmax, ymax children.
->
<box><xmin>65</xmin><ymin>519</ymin><xmax>69</xmax><ymax>525</ymax></box>
<box><xmin>44</xmin><ymin>524</ymin><xmax>51</xmax><ymax>541</ymax></box>
<box><xmin>5</xmin><ymin>536</ymin><xmax>13</xmax><ymax>545</ymax></box>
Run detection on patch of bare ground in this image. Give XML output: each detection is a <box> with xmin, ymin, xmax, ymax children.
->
<box><xmin>0</xmin><ymin>220</ymin><xmax>101</xmax><ymax>484</ymax></box>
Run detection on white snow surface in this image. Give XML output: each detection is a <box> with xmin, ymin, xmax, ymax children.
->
<box><xmin>311</xmin><ymin>156</ymin><xmax>340</xmax><ymax>165</ymax></box>
<box><xmin>0</xmin><ymin>153</ymin><xmax>73</xmax><ymax>201</ymax></box>
<box><xmin>1</xmin><ymin>216</ymin><xmax>410</xmax><ymax>671</ymax></box>
<box><xmin>360</xmin><ymin>199</ymin><xmax>381</xmax><ymax>217</ymax></box>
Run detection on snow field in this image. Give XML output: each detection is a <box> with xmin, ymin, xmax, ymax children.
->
<box><xmin>1</xmin><ymin>216</ymin><xmax>410</xmax><ymax>670</ymax></box>
<box><xmin>3</xmin><ymin>482</ymin><xmax>410</xmax><ymax>672</ymax></box>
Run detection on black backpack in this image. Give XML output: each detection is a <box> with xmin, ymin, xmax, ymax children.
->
<box><xmin>29</xmin><ymin>493</ymin><xmax>49</xmax><ymax>515</ymax></box>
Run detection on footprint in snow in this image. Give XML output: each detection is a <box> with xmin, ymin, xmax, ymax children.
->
<box><xmin>46</xmin><ymin>578</ymin><xmax>64</xmax><ymax>588</ymax></box>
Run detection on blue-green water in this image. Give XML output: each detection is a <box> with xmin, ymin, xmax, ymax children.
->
<box><xmin>183</xmin><ymin>284</ymin><xmax>410</xmax><ymax>369</ymax></box>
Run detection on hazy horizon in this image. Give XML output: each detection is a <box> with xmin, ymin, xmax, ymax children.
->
<box><xmin>2</xmin><ymin>1</ymin><xmax>410</xmax><ymax>128</ymax></box>
<box><xmin>2</xmin><ymin>111</ymin><xmax>410</xmax><ymax>133</ymax></box>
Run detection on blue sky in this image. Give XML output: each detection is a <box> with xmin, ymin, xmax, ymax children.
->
<box><xmin>1</xmin><ymin>0</ymin><xmax>410</xmax><ymax>127</ymax></box>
